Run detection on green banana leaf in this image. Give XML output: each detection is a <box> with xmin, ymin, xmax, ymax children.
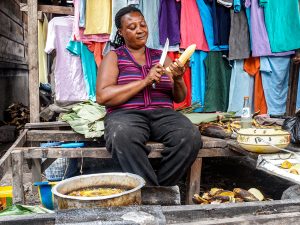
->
<box><xmin>0</xmin><ymin>205</ymin><xmax>54</xmax><ymax>216</ymax></box>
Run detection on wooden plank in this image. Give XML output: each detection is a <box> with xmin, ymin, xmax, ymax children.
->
<box><xmin>0</xmin><ymin>61</ymin><xmax>28</xmax><ymax>70</ymax></box>
<box><xmin>25</xmin><ymin>121</ymin><xmax>70</xmax><ymax>129</ymax></box>
<box><xmin>27</xmin><ymin>0</ymin><xmax>39</xmax><ymax>123</ymax></box>
<box><xmin>0</xmin><ymin>11</ymin><xmax>24</xmax><ymax>44</ymax></box>
<box><xmin>175</xmin><ymin>212</ymin><xmax>300</xmax><ymax>225</ymax></box>
<box><xmin>12</xmin><ymin>150</ymin><xmax>25</xmax><ymax>204</ymax></box>
<box><xmin>0</xmin><ymin>129</ymin><xmax>27</xmax><ymax>180</ymax></box>
<box><xmin>0</xmin><ymin>36</ymin><xmax>25</xmax><ymax>62</ymax></box>
<box><xmin>163</xmin><ymin>199</ymin><xmax>300</xmax><ymax>224</ymax></box>
<box><xmin>286</xmin><ymin>60</ymin><xmax>300</xmax><ymax>116</ymax></box>
<box><xmin>26</xmin><ymin>130</ymin><xmax>232</xmax><ymax>153</ymax></box>
<box><xmin>0</xmin><ymin>0</ymin><xmax>23</xmax><ymax>26</ymax></box>
<box><xmin>20</xmin><ymin>3</ymin><xmax>74</xmax><ymax>15</ymax></box>
<box><xmin>19</xmin><ymin>147</ymin><xmax>155</xmax><ymax>159</ymax></box>
<box><xmin>32</xmin><ymin>158</ymin><xmax>42</xmax><ymax>193</ymax></box>
<box><xmin>197</xmin><ymin>148</ymin><xmax>239</xmax><ymax>158</ymax></box>
<box><xmin>0</xmin><ymin>213</ymin><xmax>55</xmax><ymax>225</ymax></box>
<box><xmin>186</xmin><ymin>158</ymin><xmax>202</xmax><ymax>205</ymax></box>
<box><xmin>142</xmin><ymin>186</ymin><xmax>181</xmax><ymax>206</ymax></box>
<box><xmin>18</xmin><ymin>146</ymin><xmax>235</xmax><ymax>159</ymax></box>
<box><xmin>27</xmin><ymin>130</ymin><xmax>91</xmax><ymax>142</ymax></box>
<box><xmin>201</xmin><ymin>136</ymin><xmax>228</xmax><ymax>149</ymax></box>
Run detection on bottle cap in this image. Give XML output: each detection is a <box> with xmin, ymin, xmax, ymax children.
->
<box><xmin>244</xmin><ymin>96</ymin><xmax>249</xmax><ymax>99</ymax></box>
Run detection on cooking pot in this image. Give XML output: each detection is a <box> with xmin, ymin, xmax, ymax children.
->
<box><xmin>52</xmin><ymin>172</ymin><xmax>145</xmax><ymax>210</ymax></box>
<box><xmin>236</xmin><ymin>128</ymin><xmax>290</xmax><ymax>153</ymax></box>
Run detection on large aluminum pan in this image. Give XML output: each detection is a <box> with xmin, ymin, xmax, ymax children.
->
<box><xmin>52</xmin><ymin>172</ymin><xmax>145</xmax><ymax>209</ymax></box>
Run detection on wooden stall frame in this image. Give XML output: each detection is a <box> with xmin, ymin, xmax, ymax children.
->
<box><xmin>17</xmin><ymin>0</ymin><xmax>299</xmax><ymax>207</ymax></box>
<box><xmin>10</xmin><ymin>123</ymin><xmax>242</xmax><ymax>205</ymax></box>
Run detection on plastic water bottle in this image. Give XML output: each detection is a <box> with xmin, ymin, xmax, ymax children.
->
<box><xmin>241</xmin><ymin>96</ymin><xmax>252</xmax><ymax>128</ymax></box>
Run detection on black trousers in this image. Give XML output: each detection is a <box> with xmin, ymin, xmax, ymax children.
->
<box><xmin>104</xmin><ymin>108</ymin><xmax>202</xmax><ymax>186</ymax></box>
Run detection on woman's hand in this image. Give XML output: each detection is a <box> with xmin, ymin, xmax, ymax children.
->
<box><xmin>145</xmin><ymin>64</ymin><xmax>165</xmax><ymax>86</ymax></box>
<box><xmin>168</xmin><ymin>59</ymin><xmax>186</xmax><ymax>82</ymax></box>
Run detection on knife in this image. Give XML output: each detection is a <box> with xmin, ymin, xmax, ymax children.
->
<box><xmin>152</xmin><ymin>38</ymin><xmax>169</xmax><ymax>88</ymax></box>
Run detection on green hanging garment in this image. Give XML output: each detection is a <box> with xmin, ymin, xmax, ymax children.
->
<box><xmin>260</xmin><ymin>0</ymin><xmax>300</xmax><ymax>52</ymax></box>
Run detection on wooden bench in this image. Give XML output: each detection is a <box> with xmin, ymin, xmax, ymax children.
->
<box><xmin>6</xmin><ymin>122</ymin><xmax>241</xmax><ymax>205</ymax></box>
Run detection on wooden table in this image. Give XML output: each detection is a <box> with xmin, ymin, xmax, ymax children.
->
<box><xmin>8</xmin><ymin>122</ymin><xmax>244</xmax><ymax>204</ymax></box>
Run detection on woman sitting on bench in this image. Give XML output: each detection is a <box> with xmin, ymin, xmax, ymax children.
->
<box><xmin>96</xmin><ymin>6</ymin><xmax>202</xmax><ymax>186</ymax></box>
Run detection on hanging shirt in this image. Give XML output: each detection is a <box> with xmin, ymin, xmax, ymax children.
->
<box><xmin>204</xmin><ymin>52</ymin><xmax>232</xmax><ymax>112</ymax></box>
<box><xmin>168</xmin><ymin>52</ymin><xmax>191</xmax><ymax>109</ymax></box>
<box><xmin>67</xmin><ymin>41</ymin><xmax>97</xmax><ymax>101</ymax></box>
<box><xmin>210</xmin><ymin>0</ymin><xmax>231</xmax><ymax>45</ymax></box>
<box><xmin>233</xmin><ymin>0</ymin><xmax>241</xmax><ymax>12</ymax></box>
<box><xmin>228</xmin><ymin>9</ymin><xmax>250</xmax><ymax>60</ymax></box>
<box><xmin>190</xmin><ymin>51</ymin><xmax>208</xmax><ymax>112</ymax></box>
<box><xmin>180</xmin><ymin>0</ymin><xmax>209</xmax><ymax>51</ymax></box>
<box><xmin>79</xmin><ymin>0</ymin><xmax>86</xmax><ymax>27</ymax></box>
<box><xmin>109</xmin><ymin>0</ymin><xmax>128</xmax><ymax>41</ymax></box>
<box><xmin>244</xmin><ymin>5</ymin><xmax>251</xmax><ymax>46</ymax></box>
<box><xmin>260</xmin><ymin>0</ymin><xmax>300</xmax><ymax>52</ymax></box>
<box><xmin>38</xmin><ymin>13</ymin><xmax>48</xmax><ymax>84</ymax></box>
<box><xmin>244</xmin><ymin>57</ymin><xmax>267</xmax><ymax>114</ymax></box>
<box><xmin>45</xmin><ymin>16</ymin><xmax>88</xmax><ymax>102</ymax></box>
<box><xmin>196</xmin><ymin>0</ymin><xmax>228</xmax><ymax>51</ymax></box>
<box><xmin>244</xmin><ymin>0</ymin><xmax>295</xmax><ymax>57</ymax></box>
<box><xmin>84</xmin><ymin>0</ymin><xmax>112</xmax><ymax>35</ymax></box>
<box><xmin>106</xmin><ymin>46</ymin><xmax>173</xmax><ymax>113</ymax></box>
<box><xmin>138</xmin><ymin>0</ymin><xmax>161</xmax><ymax>50</ymax></box>
<box><xmin>260</xmin><ymin>57</ymin><xmax>290</xmax><ymax>115</ymax></box>
<box><xmin>73</xmin><ymin>0</ymin><xmax>110</xmax><ymax>42</ymax></box>
<box><xmin>84</xmin><ymin>42</ymin><xmax>106</xmax><ymax>67</ymax></box>
<box><xmin>227</xmin><ymin>60</ymin><xmax>254</xmax><ymax>116</ymax></box>
<box><xmin>159</xmin><ymin>0</ymin><xmax>181</xmax><ymax>46</ymax></box>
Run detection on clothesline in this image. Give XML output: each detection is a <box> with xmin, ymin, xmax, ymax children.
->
<box><xmin>39</xmin><ymin>0</ymin><xmax>300</xmax><ymax>117</ymax></box>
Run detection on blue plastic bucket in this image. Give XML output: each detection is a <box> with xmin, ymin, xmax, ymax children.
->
<box><xmin>34</xmin><ymin>181</ymin><xmax>58</xmax><ymax>210</ymax></box>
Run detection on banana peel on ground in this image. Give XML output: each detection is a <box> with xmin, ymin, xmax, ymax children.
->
<box><xmin>193</xmin><ymin>187</ymin><xmax>265</xmax><ymax>205</ymax></box>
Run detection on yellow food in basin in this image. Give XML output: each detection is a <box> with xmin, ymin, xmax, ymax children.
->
<box><xmin>68</xmin><ymin>187</ymin><xmax>126</xmax><ymax>197</ymax></box>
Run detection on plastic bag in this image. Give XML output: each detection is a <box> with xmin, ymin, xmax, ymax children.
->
<box><xmin>282</xmin><ymin>111</ymin><xmax>300</xmax><ymax>144</ymax></box>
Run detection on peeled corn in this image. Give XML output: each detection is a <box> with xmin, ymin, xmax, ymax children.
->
<box><xmin>166</xmin><ymin>44</ymin><xmax>196</xmax><ymax>73</ymax></box>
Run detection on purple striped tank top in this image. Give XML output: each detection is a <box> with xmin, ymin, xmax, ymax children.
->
<box><xmin>106</xmin><ymin>46</ymin><xmax>174</xmax><ymax>113</ymax></box>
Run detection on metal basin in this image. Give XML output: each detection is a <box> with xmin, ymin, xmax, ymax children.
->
<box><xmin>237</xmin><ymin>128</ymin><xmax>290</xmax><ymax>153</ymax></box>
<box><xmin>52</xmin><ymin>172</ymin><xmax>145</xmax><ymax>209</ymax></box>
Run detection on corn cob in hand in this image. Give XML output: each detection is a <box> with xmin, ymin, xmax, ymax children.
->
<box><xmin>166</xmin><ymin>44</ymin><xmax>196</xmax><ymax>73</ymax></box>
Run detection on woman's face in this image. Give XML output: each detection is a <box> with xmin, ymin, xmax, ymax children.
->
<box><xmin>119</xmin><ymin>11</ymin><xmax>148</xmax><ymax>49</ymax></box>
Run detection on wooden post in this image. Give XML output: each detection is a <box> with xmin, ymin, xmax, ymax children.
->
<box><xmin>28</xmin><ymin>0</ymin><xmax>39</xmax><ymax>122</ymax></box>
<box><xmin>32</xmin><ymin>159</ymin><xmax>42</xmax><ymax>193</ymax></box>
<box><xmin>186</xmin><ymin>158</ymin><xmax>202</xmax><ymax>205</ymax></box>
<box><xmin>12</xmin><ymin>150</ymin><xmax>25</xmax><ymax>204</ymax></box>
<box><xmin>286</xmin><ymin>60</ymin><xmax>300</xmax><ymax>116</ymax></box>
<box><xmin>0</xmin><ymin>129</ymin><xmax>27</xmax><ymax>180</ymax></box>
